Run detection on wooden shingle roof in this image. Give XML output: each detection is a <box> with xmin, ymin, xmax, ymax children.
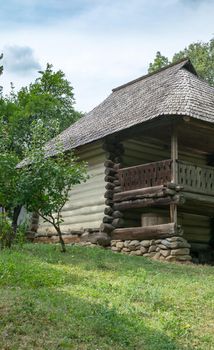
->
<box><xmin>46</xmin><ymin>58</ymin><xmax>214</xmax><ymax>156</ymax></box>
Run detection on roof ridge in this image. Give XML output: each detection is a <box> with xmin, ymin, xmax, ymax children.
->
<box><xmin>112</xmin><ymin>58</ymin><xmax>193</xmax><ymax>92</ymax></box>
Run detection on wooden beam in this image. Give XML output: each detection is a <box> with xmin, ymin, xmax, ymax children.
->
<box><xmin>112</xmin><ymin>223</ymin><xmax>182</xmax><ymax>240</ymax></box>
<box><xmin>114</xmin><ymin>185</ymin><xmax>164</xmax><ymax>202</ymax></box>
<box><xmin>114</xmin><ymin>195</ymin><xmax>184</xmax><ymax>211</ymax></box>
<box><xmin>170</xmin><ymin>123</ymin><xmax>178</xmax><ymax>224</ymax></box>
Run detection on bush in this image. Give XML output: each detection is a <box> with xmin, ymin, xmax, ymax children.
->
<box><xmin>0</xmin><ymin>212</ymin><xmax>13</xmax><ymax>249</ymax></box>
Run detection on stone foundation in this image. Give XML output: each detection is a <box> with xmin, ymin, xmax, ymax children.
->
<box><xmin>110</xmin><ymin>236</ymin><xmax>192</xmax><ymax>262</ymax></box>
<box><xmin>29</xmin><ymin>230</ymin><xmax>192</xmax><ymax>263</ymax></box>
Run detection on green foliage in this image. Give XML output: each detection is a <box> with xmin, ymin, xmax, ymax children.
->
<box><xmin>14</xmin><ymin>222</ymin><xmax>28</xmax><ymax>248</ymax></box>
<box><xmin>148</xmin><ymin>38</ymin><xmax>214</xmax><ymax>86</ymax></box>
<box><xmin>148</xmin><ymin>51</ymin><xmax>170</xmax><ymax>73</ymax></box>
<box><xmin>0</xmin><ymin>118</ymin><xmax>20</xmax><ymax>211</ymax></box>
<box><xmin>0</xmin><ymin>62</ymin><xmax>84</xmax><ymax>248</ymax></box>
<box><xmin>172</xmin><ymin>39</ymin><xmax>214</xmax><ymax>86</ymax></box>
<box><xmin>0</xmin><ymin>244</ymin><xmax>214</xmax><ymax>349</ymax></box>
<box><xmin>0</xmin><ymin>63</ymin><xmax>82</xmax><ymax>158</ymax></box>
<box><xmin>18</xmin><ymin>120</ymin><xmax>88</xmax><ymax>251</ymax></box>
<box><xmin>0</xmin><ymin>213</ymin><xmax>13</xmax><ymax>249</ymax></box>
<box><xmin>17</xmin><ymin>63</ymin><xmax>81</xmax><ymax>134</ymax></box>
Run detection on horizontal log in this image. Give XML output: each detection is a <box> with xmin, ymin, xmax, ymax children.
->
<box><xmin>114</xmin><ymin>185</ymin><xmax>163</xmax><ymax>198</ymax></box>
<box><xmin>114</xmin><ymin>157</ymin><xmax>123</xmax><ymax>163</ymax></box>
<box><xmin>103</xmin><ymin>142</ymin><xmax>124</xmax><ymax>153</ymax></box>
<box><xmin>113</xmin><ymin>163</ymin><xmax>122</xmax><ymax>170</ymax></box>
<box><xmin>184</xmin><ymin>192</ymin><xmax>214</xmax><ymax>203</ymax></box>
<box><xmin>69</xmin><ymin>181</ymin><xmax>105</xmax><ymax>196</ymax></box>
<box><xmin>105</xmin><ymin>182</ymin><xmax>115</xmax><ymax>190</ymax></box>
<box><xmin>100</xmin><ymin>223</ymin><xmax>114</xmax><ymax>234</ymax></box>
<box><xmin>38</xmin><ymin>222</ymin><xmax>101</xmax><ymax>233</ymax></box>
<box><xmin>114</xmin><ymin>186</ymin><xmax>165</xmax><ymax>202</ymax></box>
<box><xmin>167</xmin><ymin>182</ymin><xmax>183</xmax><ymax>191</ymax></box>
<box><xmin>103</xmin><ymin>216</ymin><xmax>113</xmax><ymax>224</ymax></box>
<box><xmin>113</xmin><ymin>180</ymin><xmax>120</xmax><ymax>186</ymax></box>
<box><xmin>105</xmin><ymin>167</ymin><xmax>117</xmax><ymax>176</ymax></box>
<box><xmin>104</xmin><ymin>190</ymin><xmax>114</xmax><ymax>199</ymax></box>
<box><xmin>104</xmin><ymin>175</ymin><xmax>115</xmax><ymax>183</ymax></box>
<box><xmin>105</xmin><ymin>153</ymin><xmax>122</xmax><ymax>162</ymax></box>
<box><xmin>63</xmin><ymin>196</ymin><xmax>105</xmax><ymax>211</ymax></box>
<box><xmin>114</xmin><ymin>196</ymin><xmax>183</xmax><ymax>211</ymax></box>
<box><xmin>112</xmin><ymin>210</ymin><xmax>123</xmax><ymax>218</ymax></box>
<box><xmin>104</xmin><ymin>207</ymin><xmax>113</xmax><ymax>216</ymax></box>
<box><xmin>112</xmin><ymin>218</ymin><xmax>124</xmax><ymax>228</ymax></box>
<box><xmin>183</xmin><ymin>227</ymin><xmax>211</xmax><ymax>235</ymax></box>
<box><xmin>114</xmin><ymin>186</ymin><xmax>122</xmax><ymax>193</ymax></box>
<box><xmin>112</xmin><ymin>223</ymin><xmax>182</xmax><ymax>240</ymax></box>
<box><xmin>62</xmin><ymin>204</ymin><xmax>105</xmax><ymax>217</ymax></box>
<box><xmin>189</xmin><ymin>243</ymin><xmax>211</xmax><ymax>251</ymax></box>
<box><xmin>105</xmin><ymin>199</ymin><xmax>114</xmax><ymax>206</ymax></box>
<box><xmin>104</xmin><ymin>160</ymin><xmax>115</xmax><ymax>168</ymax></box>
<box><xmin>43</xmin><ymin>212</ymin><xmax>105</xmax><ymax>226</ymax></box>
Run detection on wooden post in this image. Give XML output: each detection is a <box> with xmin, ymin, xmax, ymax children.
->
<box><xmin>101</xmin><ymin>138</ymin><xmax>124</xmax><ymax>235</ymax></box>
<box><xmin>170</xmin><ymin>123</ymin><xmax>178</xmax><ymax>224</ymax></box>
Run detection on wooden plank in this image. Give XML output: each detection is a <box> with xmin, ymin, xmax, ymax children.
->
<box><xmin>184</xmin><ymin>192</ymin><xmax>214</xmax><ymax>204</ymax></box>
<box><xmin>114</xmin><ymin>185</ymin><xmax>164</xmax><ymax>201</ymax></box>
<box><xmin>112</xmin><ymin>223</ymin><xmax>181</xmax><ymax>240</ymax></box>
<box><xmin>114</xmin><ymin>195</ymin><xmax>183</xmax><ymax>211</ymax></box>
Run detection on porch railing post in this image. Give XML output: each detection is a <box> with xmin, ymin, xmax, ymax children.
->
<box><xmin>170</xmin><ymin>123</ymin><xmax>178</xmax><ymax>224</ymax></box>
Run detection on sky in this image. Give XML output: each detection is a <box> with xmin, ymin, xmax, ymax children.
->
<box><xmin>0</xmin><ymin>0</ymin><xmax>213</xmax><ymax>112</ymax></box>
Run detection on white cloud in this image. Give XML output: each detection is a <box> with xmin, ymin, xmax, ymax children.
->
<box><xmin>0</xmin><ymin>0</ymin><xmax>213</xmax><ymax>112</ymax></box>
<box><xmin>3</xmin><ymin>45</ymin><xmax>41</xmax><ymax>75</ymax></box>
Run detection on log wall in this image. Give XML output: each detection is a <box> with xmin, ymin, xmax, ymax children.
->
<box><xmin>121</xmin><ymin>137</ymin><xmax>212</xmax><ymax>248</ymax></box>
<box><xmin>37</xmin><ymin>141</ymin><xmax>106</xmax><ymax>235</ymax></box>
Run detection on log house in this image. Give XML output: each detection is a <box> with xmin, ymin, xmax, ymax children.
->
<box><xmin>32</xmin><ymin>59</ymin><xmax>214</xmax><ymax>263</ymax></box>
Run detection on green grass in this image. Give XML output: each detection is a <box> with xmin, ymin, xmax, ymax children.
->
<box><xmin>0</xmin><ymin>244</ymin><xmax>213</xmax><ymax>350</ymax></box>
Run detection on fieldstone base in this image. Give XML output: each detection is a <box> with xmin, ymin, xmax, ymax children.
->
<box><xmin>29</xmin><ymin>230</ymin><xmax>192</xmax><ymax>263</ymax></box>
<box><xmin>110</xmin><ymin>236</ymin><xmax>192</xmax><ymax>263</ymax></box>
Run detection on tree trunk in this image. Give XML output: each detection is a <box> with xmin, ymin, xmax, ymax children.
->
<box><xmin>55</xmin><ymin>225</ymin><xmax>66</xmax><ymax>252</ymax></box>
<box><xmin>12</xmin><ymin>205</ymin><xmax>22</xmax><ymax>237</ymax></box>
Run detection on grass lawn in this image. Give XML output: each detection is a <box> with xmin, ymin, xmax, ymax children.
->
<box><xmin>0</xmin><ymin>244</ymin><xmax>213</xmax><ymax>350</ymax></box>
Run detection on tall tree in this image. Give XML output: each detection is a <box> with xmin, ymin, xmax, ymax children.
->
<box><xmin>1</xmin><ymin>63</ymin><xmax>82</xmax><ymax>158</ymax></box>
<box><xmin>148</xmin><ymin>38</ymin><xmax>214</xmax><ymax>86</ymax></box>
<box><xmin>0</xmin><ymin>62</ymin><xmax>83</xmax><ymax>237</ymax></box>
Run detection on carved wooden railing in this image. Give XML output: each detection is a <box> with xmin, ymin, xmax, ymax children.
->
<box><xmin>118</xmin><ymin>159</ymin><xmax>173</xmax><ymax>191</ymax></box>
<box><xmin>177</xmin><ymin>160</ymin><xmax>214</xmax><ymax>195</ymax></box>
<box><xmin>118</xmin><ymin>159</ymin><xmax>214</xmax><ymax>195</ymax></box>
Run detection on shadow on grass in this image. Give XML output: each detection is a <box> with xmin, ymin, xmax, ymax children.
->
<box><xmin>0</xmin><ymin>286</ymin><xmax>180</xmax><ymax>350</ymax></box>
<box><xmin>1</xmin><ymin>244</ymin><xmax>212</xmax><ymax>349</ymax></box>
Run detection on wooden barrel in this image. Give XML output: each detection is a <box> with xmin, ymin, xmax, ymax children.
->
<box><xmin>141</xmin><ymin>212</ymin><xmax>169</xmax><ymax>227</ymax></box>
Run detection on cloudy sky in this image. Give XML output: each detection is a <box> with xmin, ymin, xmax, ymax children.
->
<box><xmin>0</xmin><ymin>0</ymin><xmax>213</xmax><ymax>112</ymax></box>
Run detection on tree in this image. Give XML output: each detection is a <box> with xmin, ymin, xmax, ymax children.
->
<box><xmin>0</xmin><ymin>118</ymin><xmax>21</xmax><ymax>247</ymax></box>
<box><xmin>148</xmin><ymin>51</ymin><xmax>170</xmax><ymax>74</ymax></box>
<box><xmin>1</xmin><ymin>63</ymin><xmax>82</xmax><ymax>158</ymax></box>
<box><xmin>0</xmin><ymin>62</ymin><xmax>83</xmax><ymax>234</ymax></box>
<box><xmin>148</xmin><ymin>38</ymin><xmax>214</xmax><ymax>86</ymax></box>
<box><xmin>17</xmin><ymin>120</ymin><xmax>88</xmax><ymax>252</ymax></box>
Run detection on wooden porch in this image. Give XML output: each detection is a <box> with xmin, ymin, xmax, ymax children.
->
<box><xmin>102</xmin><ymin>118</ymin><xmax>214</xmax><ymax>255</ymax></box>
